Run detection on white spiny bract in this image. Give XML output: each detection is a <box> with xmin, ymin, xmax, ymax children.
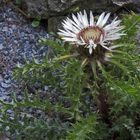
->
<box><xmin>58</xmin><ymin>10</ymin><xmax>125</xmax><ymax>54</ymax></box>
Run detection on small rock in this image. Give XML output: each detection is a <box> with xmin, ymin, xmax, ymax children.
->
<box><xmin>0</xmin><ymin>44</ymin><xmax>4</xmax><ymax>49</ymax></box>
<box><xmin>2</xmin><ymin>27</ymin><xmax>8</xmax><ymax>32</ymax></box>
<box><xmin>44</xmin><ymin>85</ymin><xmax>48</xmax><ymax>91</ymax></box>
<box><xmin>1</xmin><ymin>82</ymin><xmax>11</xmax><ymax>89</ymax></box>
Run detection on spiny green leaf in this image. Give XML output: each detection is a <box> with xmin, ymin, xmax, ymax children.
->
<box><xmin>66</xmin><ymin>115</ymin><xmax>97</xmax><ymax>140</ymax></box>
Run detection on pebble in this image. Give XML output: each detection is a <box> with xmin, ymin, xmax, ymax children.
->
<box><xmin>0</xmin><ymin>44</ymin><xmax>4</xmax><ymax>49</ymax></box>
<box><xmin>0</xmin><ymin>4</ymin><xmax>49</xmax><ymax>97</ymax></box>
<box><xmin>1</xmin><ymin>82</ymin><xmax>11</xmax><ymax>89</ymax></box>
<box><xmin>0</xmin><ymin>4</ymin><xmax>51</xmax><ymax>136</ymax></box>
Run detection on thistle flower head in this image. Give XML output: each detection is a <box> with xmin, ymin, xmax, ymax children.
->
<box><xmin>58</xmin><ymin>10</ymin><xmax>125</xmax><ymax>55</ymax></box>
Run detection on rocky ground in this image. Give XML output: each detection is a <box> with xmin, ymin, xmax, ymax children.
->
<box><xmin>0</xmin><ymin>1</ymin><xmax>140</xmax><ymax>105</ymax></box>
<box><xmin>0</xmin><ymin>1</ymin><xmax>140</xmax><ymax>100</ymax></box>
<box><xmin>0</xmin><ymin>1</ymin><xmax>140</xmax><ymax>140</ymax></box>
<box><xmin>0</xmin><ymin>4</ymin><xmax>49</xmax><ymax>99</ymax></box>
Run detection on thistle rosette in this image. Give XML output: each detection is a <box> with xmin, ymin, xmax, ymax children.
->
<box><xmin>58</xmin><ymin>10</ymin><xmax>125</xmax><ymax>60</ymax></box>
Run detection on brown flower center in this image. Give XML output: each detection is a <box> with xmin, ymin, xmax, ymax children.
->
<box><xmin>78</xmin><ymin>26</ymin><xmax>104</xmax><ymax>44</ymax></box>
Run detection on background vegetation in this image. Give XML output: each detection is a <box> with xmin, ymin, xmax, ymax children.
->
<box><xmin>0</xmin><ymin>13</ymin><xmax>140</xmax><ymax>140</ymax></box>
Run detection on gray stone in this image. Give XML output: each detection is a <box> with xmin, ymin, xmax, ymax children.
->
<box><xmin>21</xmin><ymin>0</ymin><xmax>140</xmax><ymax>18</ymax></box>
<box><xmin>48</xmin><ymin>0</ymin><xmax>79</xmax><ymax>13</ymax></box>
<box><xmin>112</xmin><ymin>0</ymin><xmax>140</xmax><ymax>12</ymax></box>
<box><xmin>112</xmin><ymin>0</ymin><xmax>140</xmax><ymax>6</ymax></box>
<box><xmin>20</xmin><ymin>0</ymin><xmax>140</xmax><ymax>32</ymax></box>
<box><xmin>21</xmin><ymin>0</ymin><xmax>113</xmax><ymax>19</ymax></box>
<box><xmin>48</xmin><ymin>16</ymin><xmax>65</xmax><ymax>32</ymax></box>
<box><xmin>21</xmin><ymin>0</ymin><xmax>49</xmax><ymax>18</ymax></box>
<box><xmin>80</xmin><ymin>0</ymin><xmax>112</xmax><ymax>12</ymax></box>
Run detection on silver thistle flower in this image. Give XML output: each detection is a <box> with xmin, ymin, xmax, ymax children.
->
<box><xmin>58</xmin><ymin>10</ymin><xmax>125</xmax><ymax>55</ymax></box>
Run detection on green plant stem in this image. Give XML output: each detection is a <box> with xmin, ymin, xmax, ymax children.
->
<box><xmin>91</xmin><ymin>61</ymin><xmax>111</xmax><ymax>125</ymax></box>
